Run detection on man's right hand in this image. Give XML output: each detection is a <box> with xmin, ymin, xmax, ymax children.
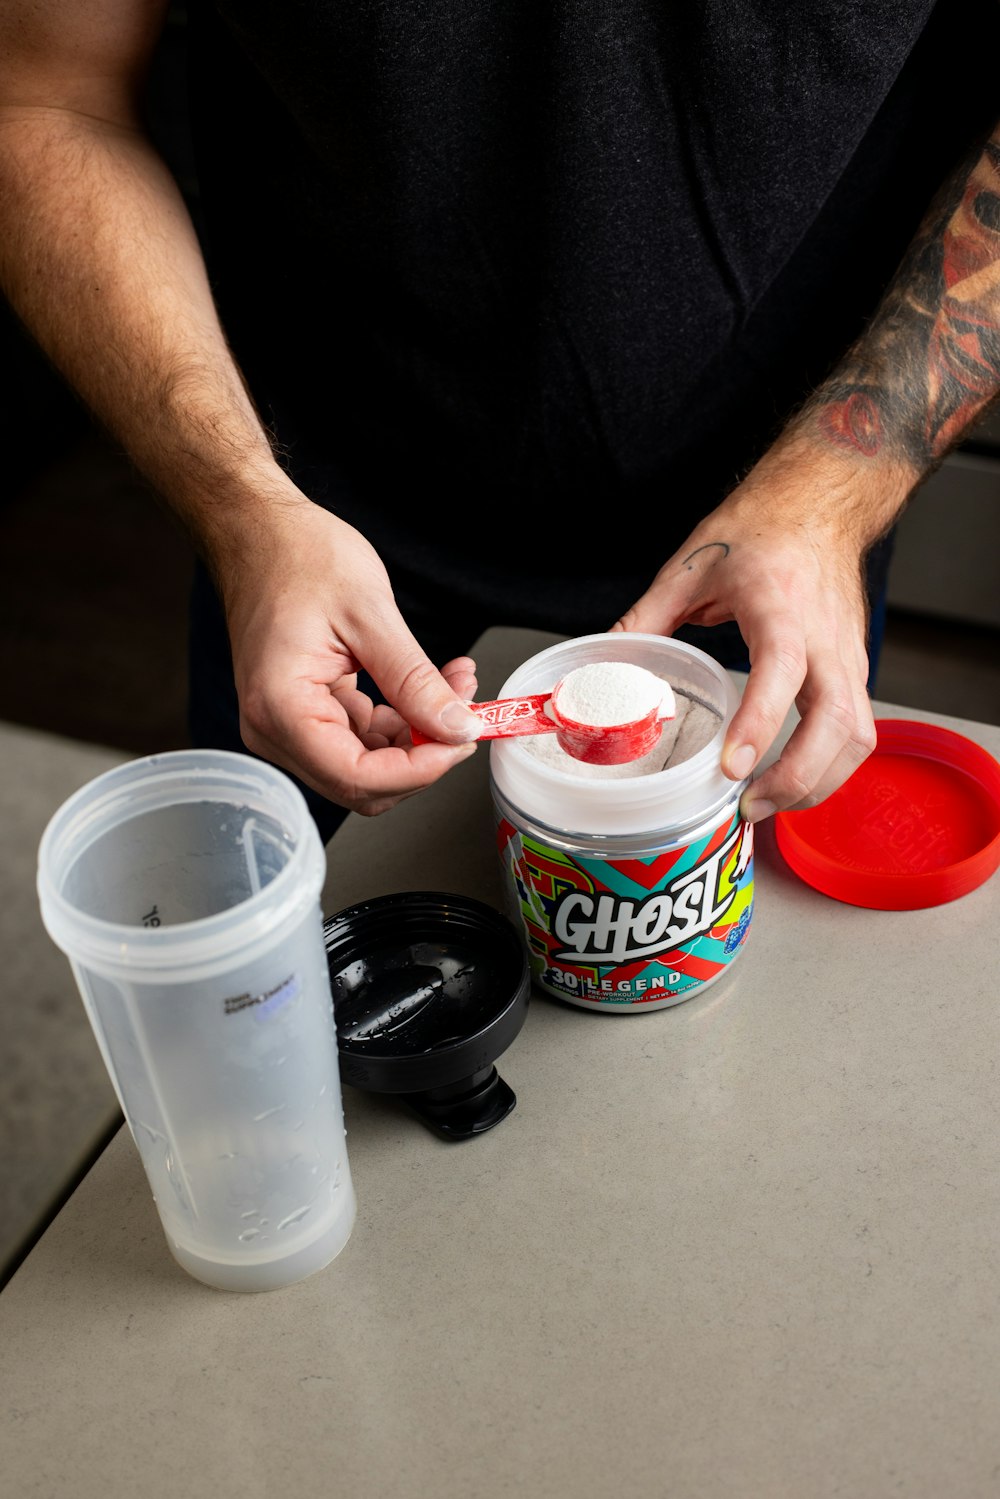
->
<box><xmin>214</xmin><ymin>487</ymin><xmax>483</xmax><ymax>816</ymax></box>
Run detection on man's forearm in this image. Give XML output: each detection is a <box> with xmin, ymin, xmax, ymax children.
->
<box><xmin>0</xmin><ymin>107</ymin><xmax>285</xmax><ymax>555</ymax></box>
<box><xmin>795</xmin><ymin>123</ymin><xmax>1000</xmax><ymax>486</ymax></box>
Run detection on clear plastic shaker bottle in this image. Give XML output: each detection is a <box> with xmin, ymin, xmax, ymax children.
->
<box><xmin>36</xmin><ymin>749</ymin><xmax>356</xmax><ymax>1292</ymax></box>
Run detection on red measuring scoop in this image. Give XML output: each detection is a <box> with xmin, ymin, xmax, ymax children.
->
<box><xmin>411</xmin><ymin>678</ymin><xmax>676</xmax><ymax>766</ymax></box>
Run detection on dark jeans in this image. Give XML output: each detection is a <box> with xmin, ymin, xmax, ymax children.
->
<box><xmin>187</xmin><ymin>532</ymin><xmax>894</xmax><ymax>846</ymax></box>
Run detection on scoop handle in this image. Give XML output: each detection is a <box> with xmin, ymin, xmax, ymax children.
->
<box><xmin>411</xmin><ymin>693</ymin><xmax>554</xmax><ymax>746</ymax></box>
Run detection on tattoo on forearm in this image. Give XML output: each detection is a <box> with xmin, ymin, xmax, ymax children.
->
<box><xmin>807</xmin><ymin>131</ymin><xmax>1000</xmax><ymax>471</ymax></box>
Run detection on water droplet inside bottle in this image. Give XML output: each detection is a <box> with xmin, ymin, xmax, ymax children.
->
<box><xmin>253</xmin><ymin>1103</ymin><xmax>287</xmax><ymax>1122</ymax></box>
<box><xmin>277</xmin><ymin>1205</ymin><xmax>312</xmax><ymax>1231</ymax></box>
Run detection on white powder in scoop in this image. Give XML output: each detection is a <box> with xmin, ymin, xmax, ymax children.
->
<box><xmin>522</xmin><ymin>680</ymin><xmax>720</xmax><ymax>779</ymax></box>
<box><xmin>554</xmin><ymin>660</ymin><xmax>667</xmax><ymax>726</ymax></box>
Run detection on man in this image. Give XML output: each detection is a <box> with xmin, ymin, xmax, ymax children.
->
<box><xmin>2</xmin><ymin>1</ymin><xmax>999</xmax><ymax>843</ymax></box>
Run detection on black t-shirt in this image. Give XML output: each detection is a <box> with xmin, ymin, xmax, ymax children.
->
<box><xmin>183</xmin><ymin>0</ymin><xmax>999</xmax><ymax>634</ymax></box>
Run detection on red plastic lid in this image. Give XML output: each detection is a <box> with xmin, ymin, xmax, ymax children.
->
<box><xmin>774</xmin><ymin>719</ymin><xmax>1000</xmax><ymax>910</ymax></box>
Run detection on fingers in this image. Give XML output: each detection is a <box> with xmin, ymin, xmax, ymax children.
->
<box><xmin>721</xmin><ymin>620</ymin><xmax>809</xmax><ymax>793</ymax></box>
<box><xmin>615</xmin><ymin>554</ymin><xmax>876</xmax><ymax>820</ymax></box>
<box><xmin>738</xmin><ymin>688</ymin><xmax>876</xmax><ymax>822</ymax></box>
<box><xmin>242</xmin><ymin>695</ymin><xmax>479</xmax><ymax>817</ymax></box>
<box><xmin>221</xmin><ymin>502</ymin><xmax>484</xmax><ymax>816</ymax></box>
<box><xmin>336</xmin><ymin>656</ymin><xmax>478</xmax><ymax>745</ymax></box>
<box><xmin>364</xmin><ymin>632</ymin><xmax>481</xmax><ymax>746</ymax></box>
<box><xmin>609</xmin><ymin>508</ymin><xmax>877</xmax><ymax>820</ymax></box>
<box><xmin>332</xmin><ymin>685</ymin><xmax>379</xmax><ymax>738</ymax></box>
<box><xmin>727</xmin><ymin>625</ymin><xmax>876</xmax><ymax>822</ymax></box>
<box><xmin>239</xmin><ymin>634</ymin><xmax>482</xmax><ymax>816</ymax></box>
<box><xmin>610</xmin><ymin>540</ymin><xmax>733</xmax><ymax>637</ymax></box>
<box><xmin>441</xmin><ymin>655</ymin><xmax>478</xmax><ymax>702</ymax></box>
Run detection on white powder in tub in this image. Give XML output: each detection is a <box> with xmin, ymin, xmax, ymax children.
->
<box><xmin>668</xmin><ymin>699</ymin><xmax>721</xmax><ymax>767</ymax></box>
<box><xmin>554</xmin><ymin>660</ymin><xmax>668</xmax><ymax>726</ymax></box>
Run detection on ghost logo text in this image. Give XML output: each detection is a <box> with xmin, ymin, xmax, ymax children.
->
<box><xmin>551</xmin><ymin>826</ymin><xmax>746</xmax><ymax>965</ymax></box>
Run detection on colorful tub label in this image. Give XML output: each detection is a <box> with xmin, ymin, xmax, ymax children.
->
<box><xmin>496</xmin><ymin>812</ymin><xmax>754</xmax><ymax>1008</ymax></box>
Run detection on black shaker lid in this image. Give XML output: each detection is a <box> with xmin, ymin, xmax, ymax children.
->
<box><xmin>323</xmin><ymin>891</ymin><xmax>530</xmax><ymax>1140</ymax></box>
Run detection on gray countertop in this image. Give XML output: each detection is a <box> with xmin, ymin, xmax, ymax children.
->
<box><xmin>0</xmin><ymin>724</ymin><xmax>125</xmax><ymax>1278</ymax></box>
<box><xmin>3</xmin><ymin>626</ymin><xmax>1000</xmax><ymax>1499</ymax></box>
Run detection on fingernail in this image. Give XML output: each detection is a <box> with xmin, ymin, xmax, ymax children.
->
<box><xmin>726</xmin><ymin>744</ymin><xmax>757</xmax><ymax>780</ymax></box>
<box><xmin>440</xmin><ymin>701</ymin><xmax>481</xmax><ymax>741</ymax></box>
<box><xmin>742</xmin><ymin>797</ymin><xmax>776</xmax><ymax>824</ymax></box>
